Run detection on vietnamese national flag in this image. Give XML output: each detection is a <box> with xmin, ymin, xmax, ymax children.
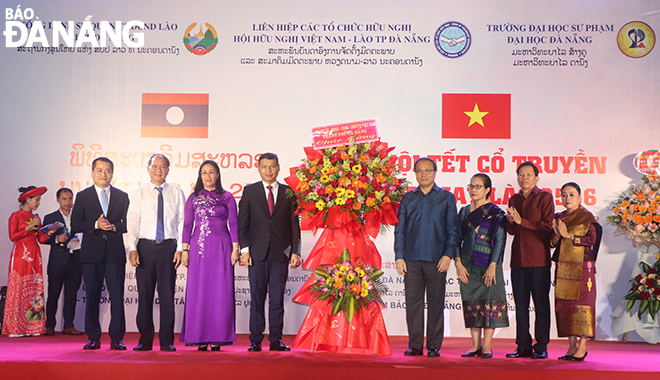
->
<box><xmin>442</xmin><ymin>94</ymin><xmax>511</xmax><ymax>139</ymax></box>
<box><xmin>141</xmin><ymin>93</ymin><xmax>209</xmax><ymax>138</ymax></box>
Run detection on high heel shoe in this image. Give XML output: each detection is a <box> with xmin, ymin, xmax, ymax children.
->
<box><xmin>567</xmin><ymin>352</ymin><xmax>587</xmax><ymax>361</ymax></box>
<box><xmin>461</xmin><ymin>347</ymin><xmax>483</xmax><ymax>357</ymax></box>
<box><xmin>211</xmin><ymin>345</ymin><xmax>221</xmax><ymax>351</ymax></box>
<box><xmin>481</xmin><ymin>350</ymin><xmax>493</xmax><ymax>358</ymax></box>
<box><xmin>198</xmin><ymin>344</ymin><xmax>208</xmax><ymax>351</ymax></box>
<box><xmin>558</xmin><ymin>354</ymin><xmax>574</xmax><ymax>360</ymax></box>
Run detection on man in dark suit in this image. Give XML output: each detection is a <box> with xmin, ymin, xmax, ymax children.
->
<box><xmin>43</xmin><ymin>188</ymin><xmax>83</xmax><ymax>336</ymax></box>
<box><xmin>239</xmin><ymin>152</ymin><xmax>301</xmax><ymax>352</ymax></box>
<box><xmin>71</xmin><ymin>157</ymin><xmax>130</xmax><ymax>350</ymax></box>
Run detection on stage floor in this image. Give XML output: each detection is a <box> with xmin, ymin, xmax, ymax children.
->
<box><xmin>1</xmin><ymin>333</ymin><xmax>658</xmax><ymax>380</ymax></box>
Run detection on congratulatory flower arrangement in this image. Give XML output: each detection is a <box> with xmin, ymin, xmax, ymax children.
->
<box><xmin>309</xmin><ymin>249</ymin><xmax>387</xmax><ymax>322</ymax></box>
<box><xmin>607</xmin><ymin>173</ymin><xmax>660</xmax><ymax>247</ymax></box>
<box><xmin>285</xmin><ymin>139</ymin><xmax>409</xmax><ymax>234</ymax></box>
<box><xmin>623</xmin><ymin>259</ymin><xmax>660</xmax><ymax>319</ymax></box>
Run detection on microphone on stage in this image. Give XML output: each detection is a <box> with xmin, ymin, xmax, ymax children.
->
<box><xmin>33</xmin><ymin>213</ymin><xmax>40</xmax><ymax>231</ymax></box>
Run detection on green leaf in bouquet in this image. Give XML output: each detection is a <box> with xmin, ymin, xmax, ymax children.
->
<box><xmin>641</xmin><ymin>262</ymin><xmax>651</xmax><ymax>273</ymax></box>
<box><xmin>339</xmin><ymin>248</ymin><xmax>350</xmax><ymax>263</ymax></box>
<box><xmin>626</xmin><ymin>299</ymin><xmax>635</xmax><ymax>312</ymax></box>
<box><xmin>346</xmin><ymin>295</ymin><xmax>356</xmax><ymax>322</ymax></box>
<box><xmin>650</xmin><ymin>300</ymin><xmax>660</xmax><ymax>319</ymax></box>
<box><xmin>638</xmin><ymin>300</ymin><xmax>649</xmax><ymax>319</ymax></box>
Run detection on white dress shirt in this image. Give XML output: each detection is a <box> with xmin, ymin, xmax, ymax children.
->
<box><xmin>126</xmin><ymin>181</ymin><xmax>187</xmax><ymax>252</ymax></box>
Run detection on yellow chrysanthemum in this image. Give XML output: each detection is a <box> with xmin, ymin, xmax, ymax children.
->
<box><xmin>320</xmin><ymin>175</ymin><xmax>330</xmax><ymax>183</ymax></box>
<box><xmin>321</xmin><ymin>167</ymin><xmax>330</xmax><ymax>175</ymax></box>
<box><xmin>335</xmin><ymin>188</ymin><xmax>346</xmax><ymax>197</ymax></box>
<box><xmin>360</xmin><ymin>288</ymin><xmax>369</xmax><ymax>297</ymax></box>
<box><xmin>345</xmin><ymin>189</ymin><xmax>355</xmax><ymax>199</ymax></box>
<box><xmin>335</xmin><ymin>198</ymin><xmax>346</xmax><ymax>206</ymax></box>
<box><xmin>361</xmin><ymin>280</ymin><xmax>369</xmax><ymax>288</ymax></box>
<box><xmin>315</xmin><ymin>200</ymin><xmax>326</xmax><ymax>210</ymax></box>
<box><xmin>347</xmin><ymin>273</ymin><xmax>355</xmax><ymax>281</ymax></box>
<box><xmin>352</xmin><ymin>164</ymin><xmax>362</xmax><ymax>174</ymax></box>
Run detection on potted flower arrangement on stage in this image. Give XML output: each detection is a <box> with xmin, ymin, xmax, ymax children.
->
<box><xmin>608</xmin><ymin>172</ymin><xmax>660</xmax><ymax>341</ymax></box>
<box><xmin>623</xmin><ymin>260</ymin><xmax>660</xmax><ymax>319</ymax></box>
<box><xmin>284</xmin><ymin>138</ymin><xmax>408</xmax><ymax>355</ymax></box>
<box><xmin>607</xmin><ymin>172</ymin><xmax>660</xmax><ymax>247</ymax></box>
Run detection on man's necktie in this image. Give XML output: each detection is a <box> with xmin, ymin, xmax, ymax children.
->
<box><xmin>267</xmin><ymin>185</ymin><xmax>274</xmax><ymax>215</ymax></box>
<box><xmin>101</xmin><ymin>189</ymin><xmax>109</xmax><ymax>216</ymax></box>
<box><xmin>156</xmin><ymin>187</ymin><xmax>164</xmax><ymax>243</ymax></box>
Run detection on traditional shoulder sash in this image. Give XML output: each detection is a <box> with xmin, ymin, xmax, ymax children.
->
<box><xmin>555</xmin><ymin>205</ymin><xmax>596</xmax><ymax>300</ymax></box>
<box><xmin>461</xmin><ymin>202</ymin><xmax>505</xmax><ymax>268</ymax></box>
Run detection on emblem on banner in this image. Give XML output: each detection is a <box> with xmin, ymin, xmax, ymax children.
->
<box><xmin>183</xmin><ymin>23</ymin><xmax>218</xmax><ymax>56</ymax></box>
<box><xmin>617</xmin><ymin>21</ymin><xmax>655</xmax><ymax>58</ymax></box>
<box><xmin>434</xmin><ymin>21</ymin><xmax>471</xmax><ymax>58</ymax></box>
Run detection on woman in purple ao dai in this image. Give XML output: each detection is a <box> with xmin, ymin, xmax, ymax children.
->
<box><xmin>180</xmin><ymin>160</ymin><xmax>239</xmax><ymax>351</ymax></box>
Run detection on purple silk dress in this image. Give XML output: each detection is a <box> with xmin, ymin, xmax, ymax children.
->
<box><xmin>180</xmin><ymin>189</ymin><xmax>238</xmax><ymax>346</ymax></box>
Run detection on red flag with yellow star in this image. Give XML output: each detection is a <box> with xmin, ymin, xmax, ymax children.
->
<box><xmin>442</xmin><ymin>94</ymin><xmax>510</xmax><ymax>139</ymax></box>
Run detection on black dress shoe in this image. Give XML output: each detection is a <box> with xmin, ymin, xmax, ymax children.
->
<box><xmin>110</xmin><ymin>340</ymin><xmax>127</xmax><ymax>350</ymax></box>
<box><xmin>210</xmin><ymin>345</ymin><xmax>221</xmax><ymax>351</ymax></box>
<box><xmin>506</xmin><ymin>348</ymin><xmax>532</xmax><ymax>358</ymax></box>
<box><xmin>133</xmin><ymin>343</ymin><xmax>152</xmax><ymax>351</ymax></box>
<box><xmin>198</xmin><ymin>344</ymin><xmax>208</xmax><ymax>351</ymax></box>
<box><xmin>269</xmin><ymin>340</ymin><xmax>291</xmax><ymax>351</ymax></box>
<box><xmin>427</xmin><ymin>349</ymin><xmax>440</xmax><ymax>357</ymax></box>
<box><xmin>461</xmin><ymin>347</ymin><xmax>483</xmax><ymax>357</ymax></box>
<box><xmin>44</xmin><ymin>327</ymin><xmax>55</xmax><ymax>336</ymax></box>
<box><xmin>567</xmin><ymin>352</ymin><xmax>587</xmax><ymax>361</ymax></box>
<box><xmin>558</xmin><ymin>354</ymin><xmax>574</xmax><ymax>360</ymax></box>
<box><xmin>481</xmin><ymin>350</ymin><xmax>493</xmax><ymax>358</ymax></box>
<box><xmin>531</xmin><ymin>350</ymin><xmax>548</xmax><ymax>359</ymax></box>
<box><xmin>404</xmin><ymin>348</ymin><xmax>423</xmax><ymax>356</ymax></box>
<box><xmin>83</xmin><ymin>340</ymin><xmax>101</xmax><ymax>350</ymax></box>
<box><xmin>160</xmin><ymin>344</ymin><xmax>177</xmax><ymax>352</ymax></box>
<box><xmin>247</xmin><ymin>343</ymin><xmax>262</xmax><ymax>352</ymax></box>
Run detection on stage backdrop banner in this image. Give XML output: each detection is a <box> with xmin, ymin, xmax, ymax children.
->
<box><xmin>1</xmin><ymin>0</ymin><xmax>659</xmax><ymax>342</ymax></box>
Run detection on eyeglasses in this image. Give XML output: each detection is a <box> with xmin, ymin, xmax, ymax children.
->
<box><xmin>415</xmin><ymin>169</ymin><xmax>435</xmax><ymax>174</ymax></box>
<box><xmin>467</xmin><ymin>184</ymin><xmax>485</xmax><ymax>190</ymax></box>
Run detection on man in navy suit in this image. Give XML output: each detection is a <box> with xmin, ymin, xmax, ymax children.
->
<box><xmin>238</xmin><ymin>152</ymin><xmax>301</xmax><ymax>352</ymax></box>
<box><xmin>43</xmin><ymin>188</ymin><xmax>83</xmax><ymax>336</ymax></box>
<box><xmin>71</xmin><ymin>157</ymin><xmax>129</xmax><ymax>350</ymax></box>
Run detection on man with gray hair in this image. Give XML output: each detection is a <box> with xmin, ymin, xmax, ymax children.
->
<box><xmin>127</xmin><ymin>154</ymin><xmax>186</xmax><ymax>352</ymax></box>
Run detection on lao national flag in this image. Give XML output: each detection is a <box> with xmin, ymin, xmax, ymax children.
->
<box><xmin>442</xmin><ymin>94</ymin><xmax>511</xmax><ymax>139</ymax></box>
<box><xmin>141</xmin><ymin>93</ymin><xmax>209</xmax><ymax>138</ymax></box>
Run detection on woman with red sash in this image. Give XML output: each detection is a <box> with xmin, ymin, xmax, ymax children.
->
<box><xmin>455</xmin><ymin>173</ymin><xmax>509</xmax><ymax>359</ymax></box>
<box><xmin>551</xmin><ymin>182</ymin><xmax>601</xmax><ymax>362</ymax></box>
<box><xmin>2</xmin><ymin>186</ymin><xmax>57</xmax><ymax>337</ymax></box>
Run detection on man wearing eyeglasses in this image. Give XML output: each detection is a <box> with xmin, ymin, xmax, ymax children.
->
<box><xmin>394</xmin><ymin>157</ymin><xmax>460</xmax><ymax>358</ymax></box>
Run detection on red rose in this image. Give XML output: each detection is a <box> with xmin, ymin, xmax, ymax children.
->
<box><xmin>632</xmin><ymin>285</ymin><xmax>639</xmax><ymax>292</ymax></box>
<box><xmin>646</xmin><ymin>278</ymin><xmax>655</xmax><ymax>287</ymax></box>
<box><xmin>641</xmin><ymin>292</ymin><xmax>650</xmax><ymax>300</ymax></box>
<box><xmin>650</xmin><ymin>268</ymin><xmax>657</xmax><ymax>274</ymax></box>
<box><xmin>654</xmin><ymin>287</ymin><xmax>660</xmax><ymax>295</ymax></box>
<box><xmin>635</xmin><ymin>275</ymin><xmax>643</xmax><ymax>282</ymax></box>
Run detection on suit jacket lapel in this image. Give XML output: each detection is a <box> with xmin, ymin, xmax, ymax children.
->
<box><xmin>273</xmin><ymin>182</ymin><xmax>286</xmax><ymax>214</ymax></box>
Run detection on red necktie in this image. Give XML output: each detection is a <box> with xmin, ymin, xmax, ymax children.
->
<box><xmin>267</xmin><ymin>185</ymin><xmax>274</xmax><ymax>215</ymax></box>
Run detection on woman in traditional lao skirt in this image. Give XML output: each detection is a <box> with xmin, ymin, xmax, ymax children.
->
<box><xmin>2</xmin><ymin>186</ymin><xmax>57</xmax><ymax>337</ymax></box>
<box><xmin>455</xmin><ymin>174</ymin><xmax>509</xmax><ymax>359</ymax></box>
<box><xmin>551</xmin><ymin>182</ymin><xmax>601</xmax><ymax>362</ymax></box>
